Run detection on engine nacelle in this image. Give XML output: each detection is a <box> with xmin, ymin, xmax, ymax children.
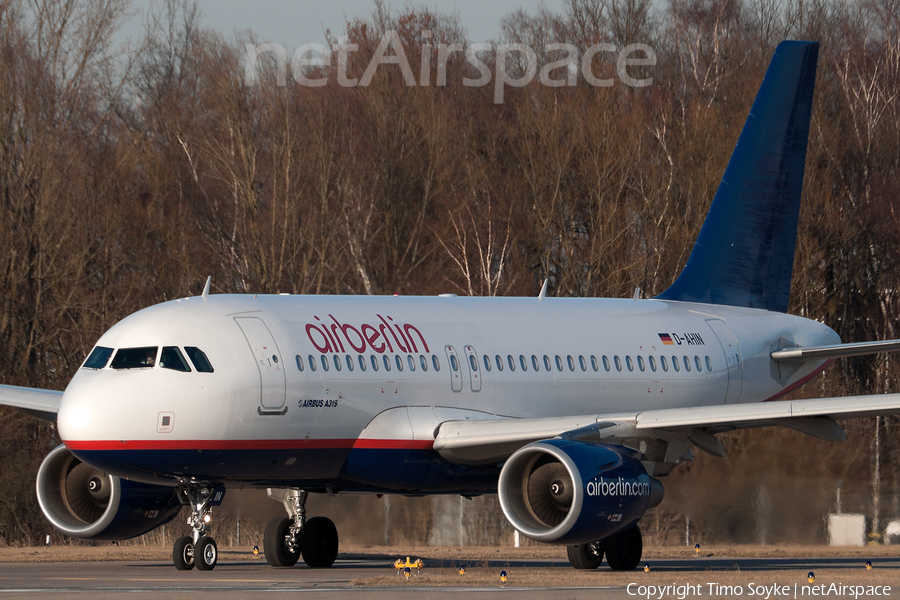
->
<box><xmin>498</xmin><ymin>439</ymin><xmax>664</xmax><ymax>545</ymax></box>
<box><xmin>36</xmin><ymin>445</ymin><xmax>181</xmax><ymax>541</ymax></box>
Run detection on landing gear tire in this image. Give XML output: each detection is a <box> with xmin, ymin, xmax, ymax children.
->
<box><xmin>265</xmin><ymin>517</ymin><xmax>300</xmax><ymax>567</ymax></box>
<box><xmin>300</xmin><ymin>516</ymin><xmax>339</xmax><ymax>568</ymax></box>
<box><xmin>173</xmin><ymin>536</ymin><xmax>195</xmax><ymax>571</ymax></box>
<box><xmin>567</xmin><ymin>541</ymin><xmax>604</xmax><ymax>569</ymax></box>
<box><xmin>196</xmin><ymin>536</ymin><xmax>218</xmax><ymax>571</ymax></box>
<box><xmin>605</xmin><ymin>524</ymin><xmax>642</xmax><ymax>571</ymax></box>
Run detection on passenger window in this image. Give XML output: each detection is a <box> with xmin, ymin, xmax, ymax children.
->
<box><xmin>614</xmin><ymin>356</ymin><xmax>622</xmax><ymax>371</ymax></box>
<box><xmin>705</xmin><ymin>356</ymin><xmax>712</xmax><ymax>371</ymax></box>
<box><xmin>495</xmin><ymin>355</ymin><xmax>503</xmax><ymax>371</ymax></box>
<box><xmin>383</xmin><ymin>355</ymin><xmax>392</xmax><ymax>371</ymax></box>
<box><xmin>532</xmin><ymin>355</ymin><xmax>539</xmax><ymax>371</ymax></box>
<box><xmin>111</xmin><ymin>347</ymin><xmax>158</xmax><ymax>369</ymax></box>
<box><xmin>649</xmin><ymin>356</ymin><xmax>657</xmax><ymax>372</ymax></box>
<box><xmin>432</xmin><ymin>355</ymin><xmax>440</xmax><ymax>371</ymax></box>
<box><xmin>637</xmin><ymin>355</ymin><xmax>645</xmax><ymax>372</ymax></box>
<box><xmin>672</xmin><ymin>356</ymin><xmax>680</xmax><ymax>372</ymax></box>
<box><xmin>420</xmin><ymin>355</ymin><xmax>428</xmax><ymax>371</ymax></box>
<box><xmin>371</xmin><ymin>355</ymin><xmax>379</xmax><ymax>371</ymax></box>
<box><xmin>578</xmin><ymin>355</ymin><xmax>587</xmax><ymax>372</ymax></box>
<box><xmin>602</xmin><ymin>356</ymin><xmax>610</xmax><ymax>372</ymax></box>
<box><xmin>555</xmin><ymin>355</ymin><xmax>563</xmax><ymax>371</ymax></box>
<box><xmin>160</xmin><ymin>347</ymin><xmax>191</xmax><ymax>372</ymax></box>
<box><xmin>185</xmin><ymin>347</ymin><xmax>214</xmax><ymax>373</ymax></box>
<box><xmin>308</xmin><ymin>355</ymin><xmax>317</xmax><ymax>372</ymax></box>
<box><xmin>83</xmin><ymin>346</ymin><xmax>113</xmax><ymax>369</ymax></box>
<box><xmin>543</xmin><ymin>355</ymin><xmax>551</xmax><ymax>371</ymax></box>
<box><xmin>296</xmin><ymin>355</ymin><xmax>304</xmax><ymax>372</ymax></box>
<box><xmin>519</xmin><ymin>355</ymin><xmax>527</xmax><ymax>371</ymax></box>
<box><xmin>508</xmin><ymin>355</ymin><xmax>515</xmax><ymax>371</ymax></box>
<box><xmin>695</xmin><ymin>356</ymin><xmax>702</xmax><ymax>372</ymax></box>
<box><xmin>626</xmin><ymin>356</ymin><xmax>634</xmax><ymax>371</ymax></box>
<box><xmin>359</xmin><ymin>355</ymin><xmax>367</xmax><ymax>371</ymax></box>
<box><xmin>567</xmin><ymin>355</ymin><xmax>575</xmax><ymax>371</ymax></box>
<box><xmin>683</xmin><ymin>356</ymin><xmax>691</xmax><ymax>372</ymax></box>
<box><xmin>661</xmin><ymin>356</ymin><xmax>668</xmax><ymax>372</ymax></box>
<box><xmin>333</xmin><ymin>355</ymin><xmax>342</xmax><ymax>371</ymax></box>
<box><xmin>591</xmin><ymin>356</ymin><xmax>599</xmax><ymax>372</ymax></box>
<box><xmin>483</xmin><ymin>355</ymin><xmax>491</xmax><ymax>371</ymax></box>
<box><xmin>346</xmin><ymin>355</ymin><xmax>354</xmax><ymax>371</ymax></box>
<box><xmin>320</xmin><ymin>355</ymin><xmax>329</xmax><ymax>371</ymax></box>
<box><xmin>450</xmin><ymin>354</ymin><xmax>459</xmax><ymax>372</ymax></box>
<box><xmin>395</xmin><ymin>355</ymin><xmax>403</xmax><ymax>371</ymax></box>
<box><xmin>469</xmin><ymin>355</ymin><xmax>478</xmax><ymax>372</ymax></box>
<box><xmin>408</xmin><ymin>355</ymin><xmax>416</xmax><ymax>371</ymax></box>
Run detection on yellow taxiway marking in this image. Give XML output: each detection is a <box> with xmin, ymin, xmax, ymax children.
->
<box><xmin>41</xmin><ymin>577</ymin><xmax>287</xmax><ymax>583</ymax></box>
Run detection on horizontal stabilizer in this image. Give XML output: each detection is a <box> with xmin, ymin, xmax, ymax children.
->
<box><xmin>771</xmin><ymin>339</ymin><xmax>900</xmax><ymax>362</ymax></box>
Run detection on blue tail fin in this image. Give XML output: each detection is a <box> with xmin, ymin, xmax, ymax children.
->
<box><xmin>657</xmin><ymin>41</ymin><xmax>819</xmax><ymax>313</ymax></box>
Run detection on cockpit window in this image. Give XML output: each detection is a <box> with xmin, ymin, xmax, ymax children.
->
<box><xmin>83</xmin><ymin>346</ymin><xmax>114</xmax><ymax>369</ymax></box>
<box><xmin>111</xmin><ymin>347</ymin><xmax>158</xmax><ymax>369</ymax></box>
<box><xmin>160</xmin><ymin>347</ymin><xmax>191</xmax><ymax>372</ymax></box>
<box><xmin>185</xmin><ymin>347</ymin><xmax>214</xmax><ymax>373</ymax></box>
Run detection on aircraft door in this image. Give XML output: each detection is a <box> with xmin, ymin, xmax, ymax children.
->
<box><xmin>706</xmin><ymin>319</ymin><xmax>743</xmax><ymax>404</ymax></box>
<box><xmin>463</xmin><ymin>345</ymin><xmax>482</xmax><ymax>392</ymax></box>
<box><xmin>445</xmin><ymin>345</ymin><xmax>462</xmax><ymax>392</ymax></box>
<box><xmin>234</xmin><ymin>317</ymin><xmax>287</xmax><ymax>414</ymax></box>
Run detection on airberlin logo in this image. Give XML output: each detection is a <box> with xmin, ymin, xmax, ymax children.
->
<box><xmin>586</xmin><ymin>477</ymin><xmax>651</xmax><ymax>498</ymax></box>
<box><xmin>305</xmin><ymin>314</ymin><xmax>430</xmax><ymax>355</ymax></box>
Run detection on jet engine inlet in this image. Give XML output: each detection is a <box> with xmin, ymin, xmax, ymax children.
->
<box><xmin>498</xmin><ymin>440</ymin><xmax>663</xmax><ymax>545</ymax></box>
<box><xmin>37</xmin><ymin>444</ymin><xmax>119</xmax><ymax>538</ymax></box>
<box><xmin>36</xmin><ymin>445</ymin><xmax>182</xmax><ymax>541</ymax></box>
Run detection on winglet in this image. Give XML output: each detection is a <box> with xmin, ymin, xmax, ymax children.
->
<box><xmin>657</xmin><ymin>41</ymin><xmax>819</xmax><ymax>313</ymax></box>
<box><xmin>202</xmin><ymin>276</ymin><xmax>211</xmax><ymax>301</ymax></box>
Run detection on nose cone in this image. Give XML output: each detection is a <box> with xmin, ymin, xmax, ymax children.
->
<box><xmin>58</xmin><ymin>371</ymin><xmax>135</xmax><ymax>444</ymax></box>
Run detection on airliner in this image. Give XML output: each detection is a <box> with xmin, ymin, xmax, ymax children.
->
<box><xmin>3</xmin><ymin>40</ymin><xmax>900</xmax><ymax>573</ymax></box>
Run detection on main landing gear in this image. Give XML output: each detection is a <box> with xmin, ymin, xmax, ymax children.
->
<box><xmin>567</xmin><ymin>524</ymin><xmax>643</xmax><ymax>571</ymax></box>
<box><xmin>264</xmin><ymin>489</ymin><xmax>339</xmax><ymax>569</ymax></box>
<box><xmin>173</xmin><ymin>484</ymin><xmax>220</xmax><ymax>571</ymax></box>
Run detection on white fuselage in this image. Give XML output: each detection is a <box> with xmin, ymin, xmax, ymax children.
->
<box><xmin>56</xmin><ymin>294</ymin><xmax>838</xmax><ymax>492</ymax></box>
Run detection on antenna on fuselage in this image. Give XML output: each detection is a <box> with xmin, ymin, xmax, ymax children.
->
<box><xmin>538</xmin><ymin>279</ymin><xmax>548</xmax><ymax>302</ymax></box>
<box><xmin>201</xmin><ymin>276</ymin><xmax>211</xmax><ymax>301</ymax></box>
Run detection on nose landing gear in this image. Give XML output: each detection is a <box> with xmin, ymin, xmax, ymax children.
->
<box><xmin>173</xmin><ymin>484</ymin><xmax>223</xmax><ymax>571</ymax></box>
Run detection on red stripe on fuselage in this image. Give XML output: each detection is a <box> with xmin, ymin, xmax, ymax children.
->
<box><xmin>62</xmin><ymin>438</ymin><xmax>435</xmax><ymax>451</ymax></box>
<box><xmin>762</xmin><ymin>358</ymin><xmax>835</xmax><ymax>402</ymax></box>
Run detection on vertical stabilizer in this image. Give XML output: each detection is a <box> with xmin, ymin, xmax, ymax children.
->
<box><xmin>657</xmin><ymin>41</ymin><xmax>819</xmax><ymax>313</ymax></box>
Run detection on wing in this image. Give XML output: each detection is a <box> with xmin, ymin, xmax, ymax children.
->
<box><xmin>0</xmin><ymin>384</ymin><xmax>63</xmax><ymax>421</ymax></box>
<box><xmin>433</xmin><ymin>393</ymin><xmax>900</xmax><ymax>474</ymax></box>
